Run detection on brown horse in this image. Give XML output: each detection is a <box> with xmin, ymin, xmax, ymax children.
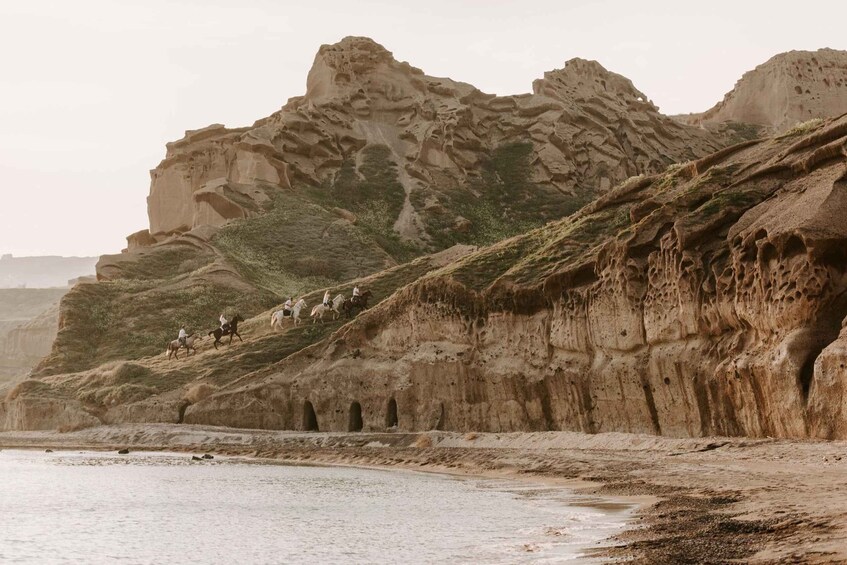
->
<box><xmin>208</xmin><ymin>314</ymin><xmax>244</xmax><ymax>349</ymax></box>
<box><xmin>342</xmin><ymin>290</ymin><xmax>372</xmax><ymax>319</ymax></box>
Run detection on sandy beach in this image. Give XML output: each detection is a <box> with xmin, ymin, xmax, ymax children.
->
<box><xmin>1</xmin><ymin>424</ymin><xmax>845</xmax><ymax>563</ymax></box>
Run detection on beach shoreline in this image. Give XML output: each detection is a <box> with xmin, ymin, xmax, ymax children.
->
<box><xmin>1</xmin><ymin>424</ymin><xmax>845</xmax><ymax>563</ymax></box>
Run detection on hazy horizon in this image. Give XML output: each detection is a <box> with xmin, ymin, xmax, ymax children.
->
<box><xmin>2</xmin><ymin>0</ymin><xmax>846</xmax><ymax>257</ymax></box>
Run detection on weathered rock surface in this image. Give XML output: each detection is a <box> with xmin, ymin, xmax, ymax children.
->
<box><xmin>13</xmin><ymin>41</ymin><xmax>847</xmax><ymax>442</ymax></box>
<box><xmin>1</xmin><ymin>305</ymin><xmax>60</xmax><ymax>367</ymax></box>
<box><xmin>681</xmin><ymin>49</ymin><xmax>847</xmax><ymax>133</ymax></box>
<box><xmin>176</xmin><ymin>116</ymin><xmax>847</xmax><ymax>440</ymax></box>
<box><xmin>0</xmin><ymin>289</ymin><xmax>66</xmax><ymax>384</ymax></box>
<box><xmin>143</xmin><ymin>36</ymin><xmax>726</xmax><ymax>244</ymax></box>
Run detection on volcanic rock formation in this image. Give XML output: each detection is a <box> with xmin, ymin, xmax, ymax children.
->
<box><xmin>681</xmin><ymin>48</ymin><xmax>847</xmax><ymax>133</ymax></box>
<box><xmin>7</xmin><ymin>116</ymin><xmax>847</xmax><ymax>439</ymax></box>
<box><xmin>13</xmin><ymin>39</ymin><xmax>847</xmax><ymax>440</ymax></box>
<box><xmin>139</xmin><ymin>36</ymin><xmax>727</xmax><ymax>248</ymax></box>
<box><xmin>176</xmin><ymin>116</ymin><xmax>847</xmax><ymax>440</ymax></box>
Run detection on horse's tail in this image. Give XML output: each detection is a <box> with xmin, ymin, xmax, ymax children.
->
<box><xmin>310</xmin><ymin>305</ymin><xmax>319</xmax><ymax>317</ymax></box>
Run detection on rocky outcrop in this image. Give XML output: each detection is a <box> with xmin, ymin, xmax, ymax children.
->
<box><xmin>0</xmin><ymin>289</ymin><xmax>66</xmax><ymax>384</ymax></box>
<box><xmin>176</xmin><ymin>116</ymin><xmax>847</xmax><ymax>440</ymax></box>
<box><xmin>1</xmin><ymin>305</ymin><xmax>60</xmax><ymax>367</ymax></box>
<box><xmin>15</xmin><ymin>41</ymin><xmax>847</xmax><ymax>442</ymax></box>
<box><xmin>147</xmin><ymin>124</ymin><xmax>291</xmax><ymax>237</ymax></box>
<box><xmin>682</xmin><ymin>49</ymin><xmax>847</xmax><ymax>133</ymax></box>
<box><xmin>143</xmin><ymin>36</ymin><xmax>726</xmax><ymax>244</ymax></box>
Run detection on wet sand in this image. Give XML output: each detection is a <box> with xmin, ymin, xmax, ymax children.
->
<box><xmin>2</xmin><ymin>424</ymin><xmax>846</xmax><ymax>563</ymax></box>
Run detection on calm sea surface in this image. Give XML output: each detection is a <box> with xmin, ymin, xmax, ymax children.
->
<box><xmin>0</xmin><ymin>450</ymin><xmax>632</xmax><ymax>564</ymax></box>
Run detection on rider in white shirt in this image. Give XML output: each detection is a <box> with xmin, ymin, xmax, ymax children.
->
<box><xmin>178</xmin><ymin>326</ymin><xmax>187</xmax><ymax>347</ymax></box>
<box><xmin>352</xmin><ymin>286</ymin><xmax>360</xmax><ymax>298</ymax></box>
<box><xmin>219</xmin><ymin>314</ymin><xmax>228</xmax><ymax>330</ymax></box>
<box><xmin>323</xmin><ymin>290</ymin><xmax>331</xmax><ymax>307</ymax></box>
<box><xmin>283</xmin><ymin>298</ymin><xmax>293</xmax><ymax>316</ymax></box>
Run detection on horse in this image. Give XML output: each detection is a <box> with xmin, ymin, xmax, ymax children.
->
<box><xmin>166</xmin><ymin>334</ymin><xmax>198</xmax><ymax>360</ymax></box>
<box><xmin>208</xmin><ymin>314</ymin><xmax>244</xmax><ymax>349</ymax></box>
<box><xmin>271</xmin><ymin>299</ymin><xmax>307</xmax><ymax>330</ymax></box>
<box><xmin>310</xmin><ymin>294</ymin><xmax>345</xmax><ymax>323</ymax></box>
<box><xmin>342</xmin><ymin>290</ymin><xmax>372</xmax><ymax>319</ymax></box>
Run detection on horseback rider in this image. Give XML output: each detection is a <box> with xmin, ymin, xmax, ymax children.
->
<box><xmin>283</xmin><ymin>297</ymin><xmax>293</xmax><ymax>317</ymax></box>
<box><xmin>219</xmin><ymin>313</ymin><xmax>229</xmax><ymax>333</ymax></box>
<box><xmin>323</xmin><ymin>289</ymin><xmax>331</xmax><ymax>308</ymax></box>
<box><xmin>178</xmin><ymin>326</ymin><xmax>188</xmax><ymax>347</ymax></box>
<box><xmin>352</xmin><ymin>285</ymin><xmax>361</xmax><ymax>305</ymax></box>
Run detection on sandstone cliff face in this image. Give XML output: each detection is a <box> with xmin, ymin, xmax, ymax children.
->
<box><xmin>173</xmin><ymin>117</ymin><xmax>847</xmax><ymax>440</ymax></box>
<box><xmin>8</xmin><ymin>119</ymin><xmax>847</xmax><ymax>439</ymax></box>
<box><xmin>14</xmin><ymin>41</ymin><xmax>847</xmax><ymax>440</ymax></box>
<box><xmin>684</xmin><ymin>49</ymin><xmax>847</xmax><ymax>133</ymax></box>
<box><xmin>1</xmin><ymin>305</ymin><xmax>60</xmax><ymax>366</ymax></box>
<box><xmin>0</xmin><ymin>289</ymin><xmax>66</xmax><ymax>384</ymax></box>
<box><xmin>141</xmin><ymin>36</ymin><xmax>726</xmax><ymax>247</ymax></box>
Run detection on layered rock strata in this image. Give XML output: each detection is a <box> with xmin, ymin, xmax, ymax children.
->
<box><xmin>138</xmin><ymin>36</ymin><xmax>726</xmax><ymax>247</ymax></box>
<box><xmin>177</xmin><ymin>116</ymin><xmax>847</xmax><ymax>440</ymax></box>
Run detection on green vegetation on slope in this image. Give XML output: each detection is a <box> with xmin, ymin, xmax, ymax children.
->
<box><xmin>215</xmin><ymin>190</ymin><xmax>398</xmax><ymax>298</ymax></box>
<box><xmin>36</xmin><ymin>275</ymin><xmax>276</xmax><ymax>376</ymax></box>
<box><xmin>307</xmin><ymin>144</ymin><xmax>419</xmax><ymax>263</ymax></box>
<box><xmin>415</xmin><ymin>142</ymin><xmax>591</xmax><ymax>249</ymax></box>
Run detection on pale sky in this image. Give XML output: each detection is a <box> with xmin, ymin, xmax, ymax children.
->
<box><xmin>1</xmin><ymin>0</ymin><xmax>845</xmax><ymax>257</ymax></box>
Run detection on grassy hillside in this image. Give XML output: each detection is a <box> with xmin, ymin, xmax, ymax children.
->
<box><xmin>28</xmin><ymin>246</ymin><xmax>472</xmax><ymax>413</ymax></box>
<box><xmin>34</xmin><ymin>140</ymin><xmax>599</xmax><ymax>377</ymax></box>
<box><xmin>412</xmin><ymin>142</ymin><xmax>591</xmax><ymax>249</ymax></box>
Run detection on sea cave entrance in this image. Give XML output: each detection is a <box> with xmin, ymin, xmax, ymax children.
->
<box><xmin>303</xmin><ymin>401</ymin><xmax>319</xmax><ymax>432</ymax></box>
<box><xmin>385</xmin><ymin>397</ymin><xmax>398</xmax><ymax>428</ymax></box>
<box><xmin>348</xmin><ymin>401</ymin><xmax>363</xmax><ymax>432</ymax></box>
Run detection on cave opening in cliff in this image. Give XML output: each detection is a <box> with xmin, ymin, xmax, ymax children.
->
<box><xmin>386</xmin><ymin>398</ymin><xmax>398</xmax><ymax>428</ymax></box>
<box><xmin>348</xmin><ymin>402</ymin><xmax>363</xmax><ymax>432</ymax></box>
<box><xmin>303</xmin><ymin>401</ymin><xmax>319</xmax><ymax>432</ymax></box>
<box><xmin>800</xmin><ymin>347</ymin><xmax>825</xmax><ymax>402</ymax></box>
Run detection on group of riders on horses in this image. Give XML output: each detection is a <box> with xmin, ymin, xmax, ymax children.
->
<box><xmin>169</xmin><ymin>285</ymin><xmax>370</xmax><ymax>358</ymax></box>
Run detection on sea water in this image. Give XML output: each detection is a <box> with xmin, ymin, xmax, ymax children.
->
<box><xmin>0</xmin><ymin>450</ymin><xmax>633</xmax><ymax>564</ymax></box>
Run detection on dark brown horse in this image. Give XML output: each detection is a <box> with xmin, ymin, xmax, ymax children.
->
<box><xmin>342</xmin><ymin>290</ymin><xmax>372</xmax><ymax>319</ymax></box>
<box><xmin>208</xmin><ymin>314</ymin><xmax>244</xmax><ymax>349</ymax></box>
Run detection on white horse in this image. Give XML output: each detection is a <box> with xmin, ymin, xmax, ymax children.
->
<box><xmin>310</xmin><ymin>294</ymin><xmax>345</xmax><ymax>323</ymax></box>
<box><xmin>271</xmin><ymin>298</ymin><xmax>307</xmax><ymax>330</ymax></box>
<box><xmin>166</xmin><ymin>334</ymin><xmax>198</xmax><ymax>360</ymax></box>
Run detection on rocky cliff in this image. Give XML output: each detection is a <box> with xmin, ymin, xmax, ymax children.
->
<box><xmin>52</xmin><ymin>36</ymin><xmax>732</xmax><ymax>376</ymax></box>
<box><xmin>0</xmin><ymin>289</ymin><xmax>66</xmax><ymax>384</ymax></box>
<box><xmin>138</xmin><ymin>36</ymin><xmax>727</xmax><ymax>249</ymax></box>
<box><xmin>8</xmin><ymin>116</ymin><xmax>847</xmax><ymax>439</ymax></box>
<box><xmin>681</xmin><ymin>48</ymin><xmax>847</xmax><ymax>133</ymax></box>
<box><xmin>14</xmin><ymin>40</ymin><xmax>847</xmax><ymax>439</ymax></box>
<box><xmin>175</xmin><ymin>116</ymin><xmax>847</xmax><ymax>440</ymax></box>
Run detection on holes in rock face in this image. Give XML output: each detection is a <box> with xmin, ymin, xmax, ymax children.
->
<box><xmin>177</xmin><ymin>401</ymin><xmax>189</xmax><ymax>424</ymax></box>
<box><xmin>385</xmin><ymin>398</ymin><xmax>398</xmax><ymax>428</ymax></box>
<box><xmin>303</xmin><ymin>401</ymin><xmax>319</xmax><ymax>432</ymax></box>
<box><xmin>663</xmin><ymin>377</ymin><xmax>671</xmax><ymax>385</ymax></box>
<box><xmin>784</xmin><ymin>235</ymin><xmax>806</xmax><ymax>259</ymax></box>
<box><xmin>759</xmin><ymin>242</ymin><xmax>777</xmax><ymax>264</ymax></box>
<box><xmin>348</xmin><ymin>401</ymin><xmax>363</xmax><ymax>432</ymax></box>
